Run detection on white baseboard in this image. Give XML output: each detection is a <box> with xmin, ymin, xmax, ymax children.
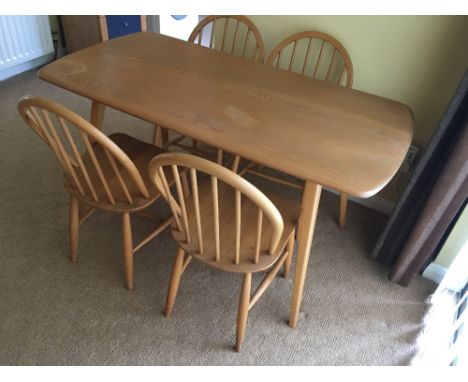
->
<box><xmin>0</xmin><ymin>52</ymin><xmax>54</xmax><ymax>81</ymax></box>
<box><xmin>422</xmin><ymin>263</ymin><xmax>448</xmax><ymax>285</ymax></box>
<box><xmin>324</xmin><ymin>187</ymin><xmax>395</xmax><ymax>216</ymax></box>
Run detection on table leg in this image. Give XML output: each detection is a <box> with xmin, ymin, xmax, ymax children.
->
<box><xmin>289</xmin><ymin>181</ymin><xmax>322</xmax><ymax>328</ymax></box>
<box><xmin>89</xmin><ymin>100</ymin><xmax>106</xmax><ymax>130</ymax></box>
<box><xmin>339</xmin><ymin>192</ymin><xmax>348</xmax><ymax>229</ymax></box>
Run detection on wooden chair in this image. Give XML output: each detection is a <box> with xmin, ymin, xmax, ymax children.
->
<box><xmin>148</xmin><ymin>153</ymin><xmax>300</xmax><ymax>351</ymax></box>
<box><xmin>239</xmin><ymin>31</ymin><xmax>354</xmax><ymax>228</ymax></box>
<box><xmin>157</xmin><ymin>16</ymin><xmax>265</xmax><ymax>165</ymax></box>
<box><xmin>266</xmin><ymin>31</ymin><xmax>353</xmax><ymax>86</ymax></box>
<box><xmin>189</xmin><ymin>15</ymin><xmax>265</xmax><ymax>62</ymax></box>
<box><xmin>18</xmin><ymin>95</ymin><xmax>175</xmax><ymax>290</ymax></box>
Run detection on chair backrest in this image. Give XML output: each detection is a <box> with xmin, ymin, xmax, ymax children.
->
<box><xmin>189</xmin><ymin>15</ymin><xmax>265</xmax><ymax>63</ymax></box>
<box><xmin>266</xmin><ymin>31</ymin><xmax>354</xmax><ymax>87</ymax></box>
<box><xmin>18</xmin><ymin>95</ymin><xmax>149</xmax><ymax>207</ymax></box>
<box><xmin>149</xmin><ymin>153</ymin><xmax>284</xmax><ymax>266</ymax></box>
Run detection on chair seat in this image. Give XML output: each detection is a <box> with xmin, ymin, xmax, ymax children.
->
<box><xmin>172</xmin><ymin>179</ymin><xmax>301</xmax><ymax>273</ymax></box>
<box><xmin>64</xmin><ymin>133</ymin><xmax>167</xmax><ymax>212</ymax></box>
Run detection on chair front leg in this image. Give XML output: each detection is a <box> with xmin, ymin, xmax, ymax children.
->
<box><xmin>236</xmin><ymin>272</ymin><xmax>252</xmax><ymax>352</ymax></box>
<box><xmin>165</xmin><ymin>247</ymin><xmax>186</xmax><ymax>317</ymax></box>
<box><xmin>69</xmin><ymin>196</ymin><xmax>79</xmax><ymax>262</ymax></box>
<box><xmin>284</xmin><ymin>231</ymin><xmax>295</xmax><ymax>279</ymax></box>
<box><xmin>121</xmin><ymin>212</ymin><xmax>134</xmax><ymax>290</ymax></box>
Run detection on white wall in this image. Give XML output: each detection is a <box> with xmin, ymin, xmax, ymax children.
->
<box><xmin>159</xmin><ymin>15</ymin><xmax>199</xmax><ymax>41</ymax></box>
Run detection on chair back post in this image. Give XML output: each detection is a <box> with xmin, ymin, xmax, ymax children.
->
<box><xmin>18</xmin><ymin>95</ymin><xmax>150</xmax><ymax>207</ymax></box>
<box><xmin>149</xmin><ymin>153</ymin><xmax>284</xmax><ymax>265</ymax></box>
<box><xmin>189</xmin><ymin>15</ymin><xmax>265</xmax><ymax>63</ymax></box>
<box><xmin>266</xmin><ymin>31</ymin><xmax>354</xmax><ymax>87</ymax></box>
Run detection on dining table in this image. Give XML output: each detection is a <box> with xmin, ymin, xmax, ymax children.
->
<box><xmin>37</xmin><ymin>31</ymin><xmax>414</xmax><ymax>328</ymax></box>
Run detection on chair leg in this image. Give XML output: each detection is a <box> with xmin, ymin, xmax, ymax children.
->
<box><xmin>236</xmin><ymin>272</ymin><xmax>252</xmax><ymax>352</ymax></box>
<box><xmin>216</xmin><ymin>149</ymin><xmax>223</xmax><ymax>165</ymax></box>
<box><xmin>161</xmin><ymin>128</ymin><xmax>169</xmax><ymax>146</ymax></box>
<box><xmin>165</xmin><ymin>247</ymin><xmax>185</xmax><ymax>317</ymax></box>
<box><xmin>231</xmin><ymin>155</ymin><xmax>240</xmax><ymax>173</ymax></box>
<box><xmin>153</xmin><ymin>125</ymin><xmax>162</xmax><ymax>146</ymax></box>
<box><xmin>69</xmin><ymin>196</ymin><xmax>79</xmax><ymax>262</ymax></box>
<box><xmin>339</xmin><ymin>192</ymin><xmax>348</xmax><ymax>229</ymax></box>
<box><xmin>121</xmin><ymin>212</ymin><xmax>134</xmax><ymax>290</ymax></box>
<box><xmin>283</xmin><ymin>231</ymin><xmax>295</xmax><ymax>279</ymax></box>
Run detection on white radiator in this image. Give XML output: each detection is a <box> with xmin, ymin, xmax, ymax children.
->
<box><xmin>0</xmin><ymin>15</ymin><xmax>54</xmax><ymax>80</ymax></box>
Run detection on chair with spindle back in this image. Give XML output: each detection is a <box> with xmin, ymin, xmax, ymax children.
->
<box><xmin>148</xmin><ymin>153</ymin><xmax>300</xmax><ymax>351</ymax></box>
<box><xmin>267</xmin><ymin>31</ymin><xmax>353</xmax><ymax>86</ymax></box>
<box><xmin>156</xmin><ymin>16</ymin><xmax>266</xmax><ymax>166</ymax></box>
<box><xmin>189</xmin><ymin>15</ymin><xmax>265</xmax><ymax>62</ymax></box>
<box><xmin>18</xmin><ymin>95</ymin><xmax>176</xmax><ymax>290</ymax></box>
<box><xmin>237</xmin><ymin>31</ymin><xmax>354</xmax><ymax>228</ymax></box>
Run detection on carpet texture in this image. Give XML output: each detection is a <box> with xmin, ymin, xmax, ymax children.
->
<box><xmin>0</xmin><ymin>69</ymin><xmax>435</xmax><ymax>365</ymax></box>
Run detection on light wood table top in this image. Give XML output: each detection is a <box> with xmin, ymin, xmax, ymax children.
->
<box><xmin>38</xmin><ymin>31</ymin><xmax>413</xmax><ymax>197</ymax></box>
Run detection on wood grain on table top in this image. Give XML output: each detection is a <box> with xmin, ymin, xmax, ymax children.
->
<box><xmin>38</xmin><ymin>32</ymin><xmax>413</xmax><ymax>197</ymax></box>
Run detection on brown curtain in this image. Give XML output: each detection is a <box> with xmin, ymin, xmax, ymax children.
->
<box><xmin>389</xmin><ymin>122</ymin><xmax>468</xmax><ymax>286</ymax></box>
<box><xmin>373</xmin><ymin>70</ymin><xmax>468</xmax><ymax>286</ymax></box>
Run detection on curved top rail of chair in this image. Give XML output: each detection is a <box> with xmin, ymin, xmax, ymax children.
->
<box><xmin>18</xmin><ymin>95</ymin><xmax>150</xmax><ymax>201</ymax></box>
<box><xmin>149</xmin><ymin>152</ymin><xmax>284</xmax><ymax>237</ymax></box>
<box><xmin>188</xmin><ymin>15</ymin><xmax>265</xmax><ymax>63</ymax></box>
<box><xmin>266</xmin><ymin>30</ymin><xmax>354</xmax><ymax>88</ymax></box>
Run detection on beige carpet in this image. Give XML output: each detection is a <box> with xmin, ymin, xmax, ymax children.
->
<box><xmin>0</xmin><ymin>69</ymin><xmax>436</xmax><ymax>365</ymax></box>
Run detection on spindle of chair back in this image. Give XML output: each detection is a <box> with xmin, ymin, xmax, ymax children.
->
<box><xmin>149</xmin><ymin>153</ymin><xmax>284</xmax><ymax>267</ymax></box>
<box><xmin>266</xmin><ymin>31</ymin><xmax>354</xmax><ymax>87</ymax></box>
<box><xmin>189</xmin><ymin>16</ymin><xmax>265</xmax><ymax>63</ymax></box>
<box><xmin>18</xmin><ymin>96</ymin><xmax>150</xmax><ymax>208</ymax></box>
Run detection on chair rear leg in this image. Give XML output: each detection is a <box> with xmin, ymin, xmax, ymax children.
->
<box><xmin>283</xmin><ymin>231</ymin><xmax>295</xmax><ymax>279</ymax></box>
<box><xmin>121</xmin><ymin>212</ymin><xmax>134</xmax><ymax>290</ymax></box>
<box><xmin>236</xmin><ymin>272</ymin><xmax>252</xmax><ymax>352</ymax></box>
<box><xmin>161</xmin><ymin>128</ymin><xmax>169</xmax><ymax>146</ymax></box>
<box><xmin>339</xmin><ymin>192</ymin><xmax>348</xmax><ymax>229</ymax></box>
<box><xmin>165</xmin><ymin>247</ymin><xmax>186</xmax><ymax>317</ymax></box>
<box><xmin>69</xmin><ymin>196</ymin><xmax>79</xmax><ymax>262</ymax></box>
<box><xmin>216</xmin><ymin>149</ymin><xmax>223</xmax><ymax>165</ymax></box>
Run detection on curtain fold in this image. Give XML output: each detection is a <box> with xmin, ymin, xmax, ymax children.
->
<box><xmin>389</xmin><ymin>123</ymin><xmax>467</xmax><ymax>286</ymax></box>
<box><xmin>372</xmin><ymin>70</ymin><xmax>468</xmax><ymax>286</ymax></box>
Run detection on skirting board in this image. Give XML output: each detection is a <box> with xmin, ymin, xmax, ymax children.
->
<box><xmin>422</xmin><ymin>263</ymin><xmax>448</xmax><ymax>285</ymax></box>
<box><xmin>324</xmin><ymin>187</ymin><xmax>395</xmax><ymax>216</ymax></box>
<box><xmin>0</xmin><ymin>53</ymin><xmax>54</xmax><ymax>81</ymax></box>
